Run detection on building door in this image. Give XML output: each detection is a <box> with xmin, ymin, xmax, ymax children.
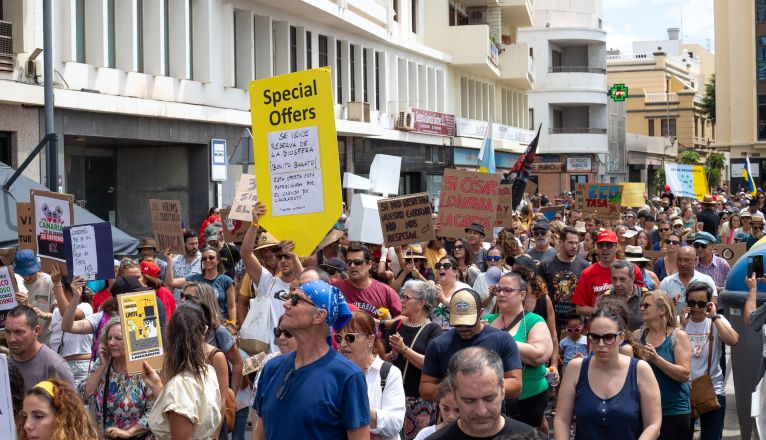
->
<box><xmin>66</xmin><ymin>146</ymin><xmax>116</xmax><ymax>224</ymax></box>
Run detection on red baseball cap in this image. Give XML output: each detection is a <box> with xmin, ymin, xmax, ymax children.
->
<box><xmin>140</xmin><ymin>260</ymin><xmax>161</xmax><ymax>278</ymax></box>
<box><xmin>596</xmin><ymin>230</ymin><xmax>618</xmax><ymax>243</ymax></box>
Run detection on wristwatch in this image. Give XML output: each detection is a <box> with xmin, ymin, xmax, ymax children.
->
<box><xmin>711</xmin><ymin>314</ymin><xmax>722</xmax><ymax>322</ymax></box>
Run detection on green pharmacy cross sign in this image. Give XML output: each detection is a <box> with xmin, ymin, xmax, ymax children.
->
<box><xmin>609</xmin><ymin>84</ymin><xmax>628</xmax><ymax>102</ymax></box>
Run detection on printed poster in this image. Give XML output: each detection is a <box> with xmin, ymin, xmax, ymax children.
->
<box><xmin>31</xmin><ymin>190</ymin><xmax>74</xmax><ymax>262</ymax></box>
<box><xmin>0</xmin><ymin>266</ymin><xmax>19</xmax><ymax>332</ymax></box>
<box><xmin>664</xmin><ymin>163</ymin><xmax>709</xmax><ymax>201</ymax></box>
<box><xmin>118</xmin><ymin>291</ymin><xmax>164</xmax><ymax>374</ymax></box>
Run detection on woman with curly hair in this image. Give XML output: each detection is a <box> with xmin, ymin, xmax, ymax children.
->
<box><xmin>450</xmin><ymin>238</ymin><xmax>480</xmax><ymax>285</ymax></box>
<box><xmin>497</xmin><ymin>228</ymin><xmax>523</xmax><ymax>261</ymax></box>
<box><xmin>19</xmin><ymin>378</ymin><xmax>98</xmax><ymax>440</ymax></box>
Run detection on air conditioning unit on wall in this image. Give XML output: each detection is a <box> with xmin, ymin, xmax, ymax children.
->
<box><xmin>395</xmin><ymin>109</ymin><xmax>415</xmax><ymax>131</ymax></box>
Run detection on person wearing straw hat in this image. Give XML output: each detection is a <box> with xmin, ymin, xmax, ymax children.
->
<box><xmin>697</xmin><ymin>195</ymin><xmax>720</xmax><ymax>239</ymax></box>
<box><xmin>137</xmin><ymin>237</ymin><xmax>167</xmax><ymax>280</ymax></box>
<box><xmin>625</xmin><ymin>245</ymin><xmax>660</xmax><ymax>291</ymax></box>
<box><xmin>391</xmin><ymin>245</ymin><xmax>434</xmax><ymax>293</ymax></box>
<box><xmin>309</xmin><ymin>228</ymin><xmax>346</xmax><ymax>267</ymax></box>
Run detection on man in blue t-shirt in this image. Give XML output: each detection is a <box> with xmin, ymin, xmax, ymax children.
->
<box><xmin>419</xmin><ymin>288</ymin><xmax>522</xmax><ymax>402</ymax></box>
<box><xmin>253</xmin><ymin>280</ymin><xmax>369</xmax><ymax>440</ymax></box>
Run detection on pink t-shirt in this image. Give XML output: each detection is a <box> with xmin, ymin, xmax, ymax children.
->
<box><xmin>331</xmin><ymin>278</ymin><xmax>402</xmax><ymax>317</ymax></box>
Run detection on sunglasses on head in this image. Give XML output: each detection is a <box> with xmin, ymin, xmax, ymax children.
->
<box><xmin>485</xmin><ymin>256</ymin><xmax>502</xmax><ymax>262</ymax></box>
<box><xmin>346</xmin><ymin>259</ymin><xmax>368</xmax><ymax>267</ymax></box>
<box><xmin>273</xmin><ymin>328</ymin><xmax>293</xmax><ymax>339</ymax></box>
<box><xmin>687</xmin><ymin>300</ymin><xmax>708</xmax><ymax>309</ymax></box>
<box><xmin>435</xmin><ymin>262</ymin><xmax>453</xmax><ymax>270</ymax></box>
<box><xmin>333</xmin><ymin>332</ymin><xmax>366</xmax><ymax>345</ymax></box>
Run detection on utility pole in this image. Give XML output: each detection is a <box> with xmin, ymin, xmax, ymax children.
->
<box><xmin>43</xmin><ymin>0</ymin><xmax>57</xmax><ymax>192</ymax></box>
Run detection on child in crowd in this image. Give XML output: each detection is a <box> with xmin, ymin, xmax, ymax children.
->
<box><xmin>559</xmin><ymin>311</ymin><xmax>588</xmax><ymax>376</ymax></box>
<box><xmin>413</xmin><ymin>378</ymin><xmax>459</xmax><ymax>440</ymax></box>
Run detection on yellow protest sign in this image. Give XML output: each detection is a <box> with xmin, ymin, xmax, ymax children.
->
<box><xmin>620</xmin><ymin>183</ymin><xmax>645</xmax><ymax>207</ymax></box>
<box><xmin>249</xmin><ymin>68</ymin><xmax>342</xmax><ymax>256</ymax></box>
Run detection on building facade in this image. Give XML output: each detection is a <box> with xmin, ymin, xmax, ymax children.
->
<box><xmin>0</xmin><ymin>0</ymin><xmax>537</xmax><ymax>239</ymax></box>
<box><xmin>716</xmin><ymin>0</ymin><xmax>766</xmax><ymax>191</ymax></box>
<box><xmin>518</xmin><ymin>0</ymin><xmax>608</xmax><ymax>196</ymax></box>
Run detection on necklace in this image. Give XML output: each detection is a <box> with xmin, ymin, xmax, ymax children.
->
<box><xmin>404</xmin><ymin>318</ymin><xmax>431</xmax><ymax>328</ymax></box>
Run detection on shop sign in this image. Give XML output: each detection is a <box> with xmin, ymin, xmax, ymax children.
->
<box><xmin>455</xmin><ymin>118</ymin><xmax>534</xmax><ymax>143</ymax></box>
<box><xmin>412</xmin><ymin>108</ymin><xmax>455</xmax><ymax>137</ymax></box>
<box><xmin>566</xmin><ymin>157</ymin><xmax>592</xmax><ymax>172</ymax></box>
<box><xmin>531</xmin><ymin>162</ymin><xmax>564</xmax><ymax>173</ymax></box>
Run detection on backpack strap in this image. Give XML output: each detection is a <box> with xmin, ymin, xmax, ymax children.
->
<box><xmin>380</xmin><ymin>361</ymin><xmax>392</xmax><ymax>392</ymax></box>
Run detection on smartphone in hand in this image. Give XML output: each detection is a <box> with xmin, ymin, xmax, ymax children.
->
<box><xmin>748</xmin><ymin>255</ymin><xmax>765</xmax><ymax>278</ymax></box>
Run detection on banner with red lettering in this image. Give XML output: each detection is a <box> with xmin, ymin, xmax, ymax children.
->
<box><xmin>437</xmin><ymin>169</ymin><xmax>500</xmax><ymax>238</ymax></box>
<box><xmin>574</xmin><ymin>183</ymin><xmax>622</xmax><ymax>219</ymax></box>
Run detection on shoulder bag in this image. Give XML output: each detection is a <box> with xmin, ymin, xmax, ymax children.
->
<box><xmin>690</xmin><ymin>324</ymin><xmax>721</xmax><ymax>418</ymax></box>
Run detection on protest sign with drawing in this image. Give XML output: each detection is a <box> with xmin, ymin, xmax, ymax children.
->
<box><xmin>228</xmin><ymin>174</ymin><xmax>258</xmax><ymax>222</ymax></box>
<box><xmin>574</xmin><ymin>183</ymin><xmax>622</xmax><ymax>219</ymax></box>
<box><xmin>149</xmin><ymin>199</ymin><xmax>185</xmax><ymax>254</ymax></box>
<box><xmin>437</xmin><ymin>169</ymin><xmax>500</xmax><ymax>239</ymax></box>
<box><xmin>377</xmin><ymin>193</ymin><xmax>434</xmax><ymax>247</ymax></box>
<box><xmin>118</xmin><ymin>291</ymin><xmax>165</xmax><ymax>375</ymax></box>
<box><xmin>31</xmin><ymin>190</ymin><xmax>74</xmax><ymax>263</ymax></box>
<box><xmin>221</xmin><ymin>208</ymin><xmax>249</xmax><ymax>244</ymax></box>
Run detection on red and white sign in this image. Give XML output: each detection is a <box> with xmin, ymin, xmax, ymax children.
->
<box><xmin>412</xmin><ymin>108</ymin><xmax>456</xmax><ymax>137</ymax></box>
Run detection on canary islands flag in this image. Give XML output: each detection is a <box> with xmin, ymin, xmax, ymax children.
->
<box><xmin>478</xmin><ymin>122</ymin><xmax>495</xmax><ymax>173</ymax></box>
<box><xmin>744</xmin><ymin>156</ymin><xmax>757</xmax><ymax>196</ymax></box>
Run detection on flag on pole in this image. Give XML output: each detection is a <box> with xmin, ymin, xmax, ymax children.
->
<box><xmin>509</xmin><ymin>124</ymin><xmax>542</xmax><ymax>210</ymax></box>
<box><xmin>478</xmin><ymin>122</ymin><xmax>495</xmax><ymax>173</ymax></box>
<box><xmin>744</xmin><ymin>155</ymin><xmax>758</xmax><ymax>197</ymax></box>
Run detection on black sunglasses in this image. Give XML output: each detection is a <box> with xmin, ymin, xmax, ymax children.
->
<box><xmin>665</xmin><ymin>239</ymin><xmax>680</xmax><ymax>245</ymax></box>
<box><xmin>346</xmin><ymin>259</ymin><xmax>368</xmax><ymax>267</ymax></box>
<box><xmin>693</xmin><ymin>242</ymin><xmax>708</xmax><ymax>249</ymax></box>
<box><xmin>181</xmin><ymin>293</ymin><xmax>198</xmax><ymax>302</ymax></box>
<box><xmin>333</xmin><ymin>333</ymin><xmax>365</xmax><ymax>345</ymax></box>
<box><xmin>274</xmin><ymin>290</ymin><xmax>316</xmax><ymax>307</ymax></box>
<box><xmin>453</xmin><ymin>244</ymin><xmax>466</xmax><ymax>250</ymax></box>
<box><xmin>435</xmin><ymin>262</ymin><xmax>453</xmax><ymax>270</ymax></box>
<box><xmin>485</xmin><ymin>256</ymin><xmax>502</xmax><ymax>262</ymax></box>
<box><xmin>596</xmin><ymin>242</ymin><xmax>615</xmax><ymax>249</ymax></box>
<box><xmin>273</xmin><ymin>327</ymin><xmax>293</xmax><ymax>339</ymax></box>
<box><xmin>687</xmin><ymin>300</ymin><xmax>708</xmax><ymax>309</ymax></box>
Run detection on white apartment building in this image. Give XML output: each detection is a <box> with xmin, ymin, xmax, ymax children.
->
<box><xmin>0</xmin><ymin>0</ymin><xmax>536</xmax><ymax>239</ymax></box>
<box><xmin>518</xmin><ymin>0</ymin><xmax>607</xmax><ymax>195</ymax></box>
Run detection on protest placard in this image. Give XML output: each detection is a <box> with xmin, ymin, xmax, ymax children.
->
<box><xmin>63</xmin><ymin>222</ymin><xmax>115</xmax><ymax>281</ymax></box>
<box><xmin>377</xmin><ymin>193</ymin><xmax>435</xmax><ymax>247</ymax></box>
<box><xmin>228</xmin><ymin>174</ymin><xmax>258</xmax><ymax>222</ymax></box>
<box><xmin>437</xmin><ymin>169</ymin><xmax>500</xmax><ymax>239</ymax></box>
<box><xmin>16</xmin><ymin>202</ymin><xmax>34</xmax><ymax>250</ymax></box>
<box><xmin>149</xmin><ymin>199</ymin><xmax>184</xmax><ymax>254</ymax></box>
<box><xmin>712</xmin><ymin>243</ymin><xmax>747</xmax><ymax>267</ymax></box>
<box><xmin>250</xmin><ymin>68</ymin><xmax>342</xmax><ymax>256</ymax></box>
<box><xmin>118</xmin><ymin>291</ymin><xmax>165</xmax><ymax>375</ymax></box>
<box><xmin>0</xmin><ymin>354</ymin><xmax>15</xmax><ymax>439</ymax></box>
<box><xmin>496</xmin><ymin>184</ymin><xmax>514</xmax><ymax>227</ymax></box>
<box><xmin>643</xmin><ymin>250</ymin><xmax>664</xmax><ymax>268</ymax></box>
<box><xmin>664</xmin><ymin>163</ymin><xmax>709</xmax><ymax>200</ymax></box>
<box><xmin>574</xmin><ymin>183</ymin><xmax>622</xmax><ymax>219</ymax></box>
<box><xmin>540</xmin><ymin>205</ymin><xmax>566</xmax><ymax>220</ymax></box>
<box><xmin>221</xmin><ymin>208</ymin><xmax>249</xmax><ymax>244</ymax></box>
<box><xmin>31</xmin><ymin>190</ymin><xmax>74</xmax><ymax>264</ymax></box>
<box><xmin>621</xmin><ymin>183</ymin><xmax>646</xmax><ymax>207</ymax></box>
<box><xmin>0</xmin><ymin>266</ymin><xmax>18</xmax><ymax>332</ymax></box>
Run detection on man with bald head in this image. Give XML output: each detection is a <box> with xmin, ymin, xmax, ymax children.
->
<box><xmin>659</xmin><ymin>245</ymin><xmax>717</xmax><ymax>313</ymax></box>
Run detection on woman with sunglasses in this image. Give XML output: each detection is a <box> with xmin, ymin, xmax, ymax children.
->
<box><xmin>720</xmin><ymin>213</ymin><xmax>741</xmax><ymax>245</ymax></box>
<box><xmin>636</xmin><ymin>290</ymin><xmax>692</xmax><ymax>440</ymax></box>
<box><xmin>679</xmin><ymin>281</ymin><xmax>738</xmax><ymax>440</ymax></box>
<box><xmin>653</xmin><ymin>233</ymin><xmax>681</xmax><ymax>282</ymax></box>
<box><xmin>487</xmin><ymin>272</ymin><xmax>553</xmax><ymax>433</ymax></box>
<box><xmin>165</xmin><ymin>246</ymin><xmax>236</xmax><ymax>323</ymax></box>
<box><xmin>450</xmin><ymin>238</ymin><xmax>480</xmax><ymax>285</ymax></box>
<box><xmin>432</xmin><ymin>256</ymin><xmax>471</xmax><ymax>330</ymax></box>
<box><xmin>554</xmin><ymin>307</ymin><xmax>661</xmax><ymax>440</ymax></box>
<box><xmin>385</xmin><ymin>280</ymin><xmax>442</xmax><ymax>440</ymax></box>
<box><xmin>734</xmin><ymin>212</ymin><xmax>752</xmax><ymax>243</ymax></box>
<box><xmin>337</xmin><ymin>312</ymin><xmax>405</xmax><ymax>440</ymax></box>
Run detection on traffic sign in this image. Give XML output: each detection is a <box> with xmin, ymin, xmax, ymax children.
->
<box><xmin>249</xmin><ymin>68</ymin><xmax>342</xmax><ymax>256</ymax></box>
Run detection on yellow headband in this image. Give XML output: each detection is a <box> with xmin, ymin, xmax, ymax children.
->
<box><xmin>34</xmin><ymin>380</ymin><xmax>55</xmax><ymax>397</ymax></box>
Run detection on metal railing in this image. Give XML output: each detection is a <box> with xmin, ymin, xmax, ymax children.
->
<box><xmin>645</xmin><ymin>92</ymin><xmax>679</xmax><ymax>103</ymax></box>
<box><xmin>548</xmin><ymin>66</ymin><xmax>606</xmax><ymax>74</ymax></box>
<box><xmin>548</xmin><ymin>127</ymin><xmax>607</xmax><ymax>134</ymax></box>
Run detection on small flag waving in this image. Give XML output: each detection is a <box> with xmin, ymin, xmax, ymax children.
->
<box><xmin>478</xmin><ymin>122</ymin><xmax>495</xmax><ymax>173</ymax></box>
<box><xmin>745</xmin><ymin>155</ymin><xmax>758</xmax><ymax>197</ymax></box>
<box><xmin>509</xmin><ymin>124</ymin><xmax>542</xmax><ymax>210</ymax></box>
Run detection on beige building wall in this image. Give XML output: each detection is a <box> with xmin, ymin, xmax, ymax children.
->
<box><xmin>715</xmin><ymin>0</ymin><xmax>759</xmax><ymax>157</ymax></box>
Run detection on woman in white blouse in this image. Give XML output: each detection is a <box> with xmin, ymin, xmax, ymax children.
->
<box><xmin>337</xmin><ymin>311</ymin><xmax>405</xmax><ymax>440</ymax></box>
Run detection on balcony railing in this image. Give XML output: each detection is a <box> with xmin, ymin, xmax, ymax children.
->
<box><xmin>548</xmin><ymin>66</ymin><xmax>606</xmax><ymax>74</ymax></box>
<box><xmin>549</xmin><ymin>127</ymin><xmax>607</xmax><ymax>134</ymax></box>
<box><xmin>0</xmin><ymin>20</ymin><xmax>12</xmax><ymax>73</ymax></box>
<box><xmin>645</xmin><ymin>92</ymin><xmax>679</xmax><ymax>104</ymax></box>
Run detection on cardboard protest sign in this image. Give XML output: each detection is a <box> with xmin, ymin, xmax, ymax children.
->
<box><xmin>0</xmin><ymin>249</ymin><xmax>16</xmax><ymax>266</ymax></box>
<box><xmin>377</xmin><ymin>193</ymin><xmax>435</xmax><ymax>247</ymax></box>
<box><xmin>228</xmin><ymin>174</ymin><xmax>258</xmax><ymax>222</ymax></box>
<box><xmin>643</xmin><ymin>250</ymin><xmax>664</xmax><ymax>268</ymax></box>
<box><xmin>149</xmin><ymin>199</ymin><xmax>184</xmax><ymax>254</ymax></box>
<box><xmin>250</xmin><ymin>68</ymin><xmax>342</xmax><ymax>256</ymax></box>
<box><xmin>620</xmin><ymin>183</ymin><xmax>645</xmax><ymax>207</ymax></box>
<box><xmin>712</xmin><ymin>243</ymin><xmax>747</xmax><ymax>267</ymax></box>
<box><xmin>0</xmin><ymin>354</ymin><xmax>16</xmax><ymax>439</ymax></box>
<box><xmin>16</xmin><ymin>202</ymin><xmax>34</xmax><ymax>250</ymax></box>
<box><xmin>437</xmin><ymin>169</ymin><xmax>500</xmax><ymax>239</ymax></box>
<box><xmin>496</xmin><ymin>184</ymin><xmax>514</xmax><ymax>227</ymax></box>
<box><xmin>0</xmin><ymin>266</ymin><xmax>18</xmax><ymax>332</ymax></box>
<box><xmin>63</xmin><ymin>222</ymin><xmax>115</xmax><ymax>281</ymax></box>
<box><xmin>118</xmin><ymin>291</ymin><xmax>164</xmax><ymax>375</ymax></box>
<box><xmin>31</xmin><ymin>190</ymin><xmax>74</xmax><ymax>263</ymax></box>
<box><xmin>540</xmin><ymin>206</ymin><xmax>565</xmax><ymax>221</ymax></box>
<box><xmin>221</xmin><ymin>208</ymin><xmax>249</xmax><ymax>244</ymax></box>
<box><xmin>574</xmin><ymin>183</ymin><xmax>622</xmax><ymax>219</ymax></box>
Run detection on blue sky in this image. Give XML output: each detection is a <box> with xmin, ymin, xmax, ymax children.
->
<box><xmin>603</xmin><ymin>0</ymin><xmax>714</xmax><ymax>55</ymax></box>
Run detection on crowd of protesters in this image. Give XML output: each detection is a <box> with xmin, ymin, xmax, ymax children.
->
<box><xmin>8</xmin><ymin>185</ymin><xmax>766</xmax><ymax>440</ymax></box>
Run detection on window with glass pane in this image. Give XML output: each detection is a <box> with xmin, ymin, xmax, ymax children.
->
<box><xmin>759</xmin><ymin>96</ymin><xmax>766</xmax><ymax>140</ymax></box>
<box><xmin>758</xmin><ymin>0</ymin><xmax>766</xmax><ymax>22</ymax></box>
<box><xmin>758</xmin><ymin>36</ymin><xmax>766</xmax><ymax>80</ymax></box>
<box><xmin>318</xmin><ymin>35</ymin><xmax>328</xmax><ymax>67</ymax></box>
<box><xmin>661</xmin><ymin>119</ymin><xmax>676</xmax><ymax>137</ymax></box>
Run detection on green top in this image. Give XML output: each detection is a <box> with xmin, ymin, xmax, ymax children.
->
<box><xmin>486</xmin><ymin>312</ymin><xmax>549</xmax><ymax>400</ymax></box>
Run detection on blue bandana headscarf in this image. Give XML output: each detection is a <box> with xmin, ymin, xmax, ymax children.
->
<box><xmin>298</xmin><ymin>280</ymin><xmax>352</xmax><ymax>331</ymax></box>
